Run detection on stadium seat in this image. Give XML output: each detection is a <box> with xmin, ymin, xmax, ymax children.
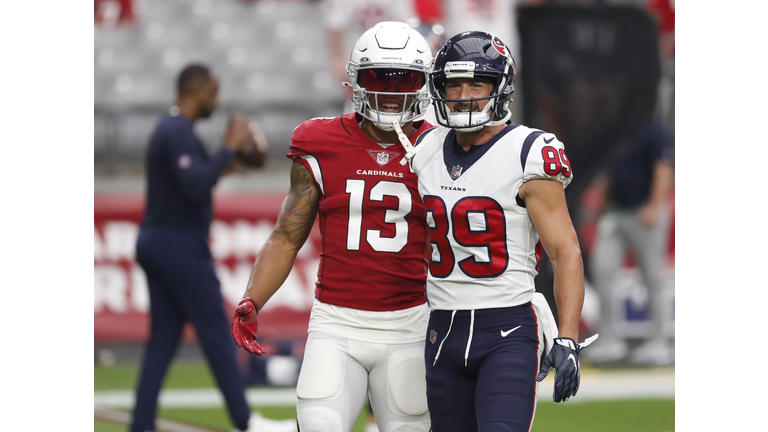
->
<box><xmin>94</xmin><ymin>0</ymin><xmax>344</xmax><ymax>173</ymax></box>
<box><xmin>108</xmin><ymin>72</ymin><xmax>174</xmax><ymax>109</ymax></box>
<box><xmin>94</xmin><ymin>112</ymin><xmax>117</xmax><ymax>152</ymax></box>
<box><xmin>140</xmin><ymin>0</ymin><xmax>192</xmax><ymax>22</ymax></box>
<box><xmin>94</xmin><ymin>26</ymin><xmax>140</xmax><ymax>51</ymax></box>
<box><xmin>116</xmin><ymin>111</ymin><xmax>164</xmax><ymax>150</ymax></box>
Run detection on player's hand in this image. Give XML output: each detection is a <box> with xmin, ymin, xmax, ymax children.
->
<box><xmin>235</xmin><ymin>118</ymin><xmax>269</xmax><ymax>168</ymax></box>
<box><xmin>639</xmin><ymin>203</ymin><xmax>660</xmax><ymax>226</ymax></box>
<box><xmin>231</xmin><ymin>298</ymin><xmax>267</xmax><ymax>356</ymax></box>
<box><xmin>536</xmin><ymin>337</ymin><xmax>581</xmax><ymax>402</ymax></box>
<box><xmin>224</xmin><ymin>113</ymin><xmax>252</xmax><ymax>152</ymax></box>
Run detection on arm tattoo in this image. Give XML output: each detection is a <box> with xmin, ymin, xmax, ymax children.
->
<box><xmin>277</xmin><ymin>162</ymin><xmax>319</xmax><ymax>245</ymax></box>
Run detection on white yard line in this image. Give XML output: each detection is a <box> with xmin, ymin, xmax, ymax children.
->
<box><xmin>95</xmin><ymin>387</ymin><xmax>297</xmax><ymax>409</ymax></box>
<box><xmin>563</xmin><ymin>367</ymin><xmax>675</xmax><ymax>402</ymax></box>
<box><xmin>94</xmin><ymin>368</ymin><xmax>674</xmax><ymax>409</ymax></box>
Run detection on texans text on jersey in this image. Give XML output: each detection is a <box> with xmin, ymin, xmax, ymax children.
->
<box><xmin>440</xmin><ymin>185</ymin><xmax>467</xmax><ymax>191</ymax></box>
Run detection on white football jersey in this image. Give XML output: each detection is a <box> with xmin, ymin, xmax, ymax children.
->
<box><xmin>411</xmin><ymin>123</ymin><xmax>573</xmax><ymax>311</ymax></box>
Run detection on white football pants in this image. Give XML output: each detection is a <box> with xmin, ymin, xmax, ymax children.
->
<box><xmin>295</xmin><ymin>331</ymin><xmax>430</xmax><ymax>432</ymax></box>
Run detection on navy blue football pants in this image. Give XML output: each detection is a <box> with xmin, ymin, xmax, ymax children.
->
<box><xmin>130</xmin><ymin>228</ymin><xmax>249</xmax><ymax>432</ymax></box>
<box><xmin>425</xmin><ymin>304</ymin><xmax>540</xmax><ymax>432</ymax></box>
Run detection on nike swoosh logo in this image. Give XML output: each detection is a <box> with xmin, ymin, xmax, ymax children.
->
<box><xmin>568</xmin><ymin>353</ymin><xmax>577</xmax><ymax>370</ymax></box>
<box><xmin>543</xmin><ymin>136</ymin><xmax>554</xmax><ymax>144</ymax></box>
<box><xmin>500</xmin><ymin>326</ymin><xmax>521</xmax><ymax>337</ymax></box>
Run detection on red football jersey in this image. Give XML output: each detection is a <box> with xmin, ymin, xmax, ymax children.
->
<box><xmin>287</xmin><ymin>113</ymin><xmax>433</xmax><ymax>311</ymax></box>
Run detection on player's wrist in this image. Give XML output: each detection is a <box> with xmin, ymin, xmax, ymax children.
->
<box><xmin>239</xmin><ymin>297</ymin><xmax>259</xmax><ymax>314</ymax></box>
<box><xmin>554</xmin><ymin>337</ymin><xmax>576</xmax><ymax>350</ymax></box>
<box><xmin>222</xmin><ymin>140</ymin><xmax>240</xmax><ymax>152</ymax></box>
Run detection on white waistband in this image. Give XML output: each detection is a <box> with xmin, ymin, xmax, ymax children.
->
<box><xmin>307</xmin><ymin>299</ymin><xmax>429</xmax><ymax>344</ymax></box>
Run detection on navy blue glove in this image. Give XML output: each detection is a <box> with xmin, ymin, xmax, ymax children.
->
<box><xmin>536</xmin><ymin>337</ymin><xmax>582</xmax><ymax>402</ymax></box>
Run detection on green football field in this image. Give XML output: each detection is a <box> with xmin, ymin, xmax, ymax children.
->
<box><xmin>94</xmin><ymin>362</ymin><xmax>674</xmax><ymax>432</ymax></box>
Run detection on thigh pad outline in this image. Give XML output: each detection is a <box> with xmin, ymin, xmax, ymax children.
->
<box><xmin>296</xmin><ymin>343</ymin><xmax>344</xmax><ymax>401</ymax></box>
<box><xmin>297</xmin><ymin>406</ymin><xmax>343</xmax><ymax>432</ymax></box>
<box><xmin>383</xmin><ymin>421</ymin><xmax>431</xmax><ymax>432</ymax></box>
<box><xmin>387</xmin><ymin>347</ymin><xmax>429</xmax><ymax>416</ymax></box>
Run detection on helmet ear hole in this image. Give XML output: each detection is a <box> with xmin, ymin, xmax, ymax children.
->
<box><xmin>431</xmin><ymin>75</ymin><xmax>446</xmax><ymax>95</ymax></box>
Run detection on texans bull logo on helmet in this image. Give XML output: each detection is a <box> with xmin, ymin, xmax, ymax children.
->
<box><xmin>492</xmin><ymin>37</ymin><xmax>507</xmax><ymax>56</ymax></box>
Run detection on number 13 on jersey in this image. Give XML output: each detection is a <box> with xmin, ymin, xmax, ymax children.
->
<box><xmin>346</xmin><ymin>179</ymin><xmax>413</xmax><ymax>253</ymax></box>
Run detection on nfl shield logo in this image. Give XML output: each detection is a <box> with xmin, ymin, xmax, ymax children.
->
<box><xmin>450</xmin><ymin>164</ymin><xmax>463</xmax><ymax>180</ymax></box>
<box><xmin>430</xmin><ymin>330</ymin><xmax>438</xmax><ymax>344</ymax></box>
<box><xmin>377</xmin><ymin>152</ymin><xmax>389</xmax><ymax>166</ymax></box>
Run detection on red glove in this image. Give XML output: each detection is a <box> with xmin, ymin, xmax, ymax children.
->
<box><xmin>231</xmin><ymin>298</ymin><xmax>267</xmax><ymax>356</ymax></box>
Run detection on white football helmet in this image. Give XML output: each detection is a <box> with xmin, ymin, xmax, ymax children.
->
<box><xmin>346</xmin><ymin>21</ymin><xmax>433</xmax><ymax>131</ymax></box>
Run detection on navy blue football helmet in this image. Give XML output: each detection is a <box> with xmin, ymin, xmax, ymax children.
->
<box><xmin>430</xmin><ymin>31</ymin><xmax>516</xmax><ymax>131</ymax></box>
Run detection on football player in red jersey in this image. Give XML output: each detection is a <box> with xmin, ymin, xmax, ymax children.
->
<box><xmin>231</xmin><ymin>22</ymin><xmax>436</xmax><ymax>432</ymax></box>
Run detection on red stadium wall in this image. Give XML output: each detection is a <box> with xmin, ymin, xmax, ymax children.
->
<box><xmin>95</xmin><ymin>190</ymin><xmax>675</xmax><ymax>344</ymax></box>
<box><xmin>94</xmin><ymin>193</ymin><xmax>319</xmax><ymax>343</ymax></box>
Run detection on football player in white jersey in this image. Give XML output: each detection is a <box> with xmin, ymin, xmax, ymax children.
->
<box><xmin>409</xmin><ymin>31</ymin><xmax>595</xmax><ymax>432</ymax></box>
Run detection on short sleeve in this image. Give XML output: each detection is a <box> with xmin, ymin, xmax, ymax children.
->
<box><xmin>522</xmin><ymin>132</ymin><xmax>573</xmax><ymax>189</ymax></box>
<box><xmin>286</xmin><ymin>121</ymin><xmax>309</xmax><ymax>160</ymax></box>
<box><xmin>285</xmin><ymin>121</ymin><xmax>326</xmax><ymax>195</ymax></box>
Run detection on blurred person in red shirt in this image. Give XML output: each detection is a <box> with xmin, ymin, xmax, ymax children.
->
<box><xmin>323</xmin><ymin>0</ymin><xmax>445</xmax><ymax>121</ymax></box>
<box><xmin>94</xmin><ymin>0</ymin><xmax>137</xmax><ymax>28</ymax></box>
<box><xmin>647</xmin><ymin>0</ymin><xmax>674</xmax><ymax>59</ymax></box>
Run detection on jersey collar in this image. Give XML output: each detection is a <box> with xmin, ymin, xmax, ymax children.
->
<box><xmin>442</xmin><ymin>123</ymin><xmax>519</xmax><ymax>180</ymax></box>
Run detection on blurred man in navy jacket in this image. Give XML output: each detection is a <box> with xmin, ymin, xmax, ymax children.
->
<box><xmin>130</xmin><ymin>64</ymin><xmax>255</xmax><ymax>432</ymax></box>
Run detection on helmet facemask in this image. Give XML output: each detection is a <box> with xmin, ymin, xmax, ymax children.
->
<box><xmin>431</xmin><ymin>71</ymin><xmax>514</xmax><ymax>132</ymax></box>
<box><xmin>348</xmin><ymin>65</ymin><xmax>430</xmax><ymax>131</ymax></box>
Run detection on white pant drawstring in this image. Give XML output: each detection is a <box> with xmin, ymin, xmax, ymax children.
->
<box><xmin>433</xmin><ymin>310</ymin><xmax>476</xmax><ymax>367</ymax></box>
<box><xmin>433</xmin><ymin>310</ymin><xmax>456</xmax><ymax>366</ymax></box>
<box><xmin>464</xmin><ymin>310</ymin><xmax>475</xmax><ymax>367</ymax></box>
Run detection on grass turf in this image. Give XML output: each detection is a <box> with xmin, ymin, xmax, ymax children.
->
<box><xmin>532</xmin><ymin>399</ymin><xmax>674</xmax><ymax>432</ymax></box>
<box><xmin>95</xmin><ymin>406</ymin><xmax>368</xmax><ymax>432</ymax></box>
<box><xmin>94</xmin><ymin>363</ymin><xmax>673</xmax><ymax>432</ymax></box>
<box><xmin>95</xmin><ymin>362</ymin><xmax>219</xmax><ymax>391</ymax></box>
